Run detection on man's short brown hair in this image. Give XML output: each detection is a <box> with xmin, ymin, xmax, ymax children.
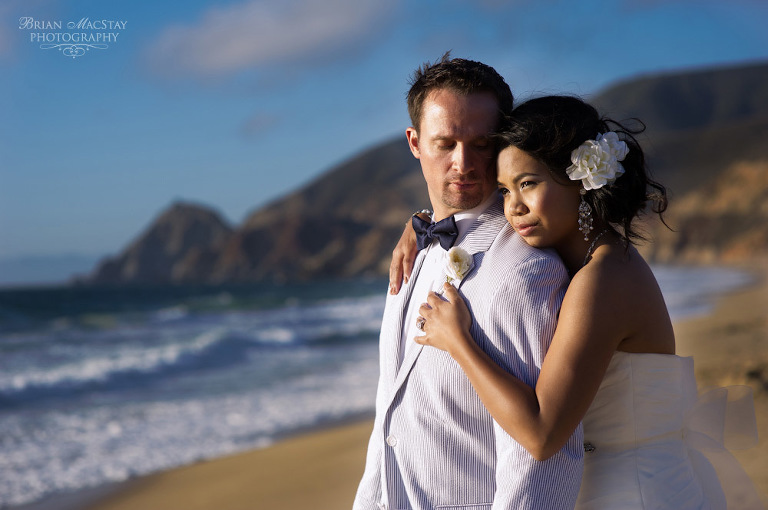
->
<box><xmin>406</xmin><ymin>52</ymin><xmax>514</xmax><ymax>132</ymax></box>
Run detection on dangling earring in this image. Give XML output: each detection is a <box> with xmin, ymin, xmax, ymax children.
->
<box><xmin>578</xmin><ymin>188</ymin><xmax>593</xmax><ymax>241</ymax></box>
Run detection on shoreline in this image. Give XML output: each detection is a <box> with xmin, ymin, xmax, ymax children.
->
<box><xmin>13</xmin><ymin>415</ymin><xmax>376</xmax><ymax>510</ymax></box>
<box><xmin>17</xmin><ymin>418</ymin><xmax>376</xmax><ymax>510</ymax></box>
<box><xmin>673</xmin><ymin>260</ymin><xmax>768</xmax><ymax>497</ymax></box>
<box><xmin>14</xmin><ymin>261</ymin><xmax>768</xmax><ymax>510</ymax></box>
<box><xmin>85</xmin><ymin>418</ymin><xmax>374</xmax><ymax>510</ymax></box>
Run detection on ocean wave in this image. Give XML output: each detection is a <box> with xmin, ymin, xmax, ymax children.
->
<box><xmin>244</xmin><ymin>294</ymin><xmax>384</xmax><ymax>344</ymax></box>
<box><xmin>0</xmin><ymin>353</ymin><xmax>379</xmax><ymax>508</ymax></box>
<box><xmin>151</xmin><ymin>305</ymin><xmax>190</xmax><ymax>322</ymax></box>
<box><xmin>653</xmin><ymin>265</ymin><xmax>752</xmax><ymax>320</ymax></box>
<box><xmin>0</xmin><ymin>294</ymin><xmax>385</xmax><ymax>400</ymax></box>
<box><xmin>0</xmin><ymin>327</ymin><xmax>231</xmax><ymax>396</ymax></box>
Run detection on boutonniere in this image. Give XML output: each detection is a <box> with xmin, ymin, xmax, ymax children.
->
<box><xmin>443</xmin><ymin>246</ymin><xmax>473</xmax><ymax>287</ymax></box>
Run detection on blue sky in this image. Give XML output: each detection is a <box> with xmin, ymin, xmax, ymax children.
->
<box><xmin>1</xmin><ymin>0</ymin><xmax>767</xmax><ymax>267</ymax></box>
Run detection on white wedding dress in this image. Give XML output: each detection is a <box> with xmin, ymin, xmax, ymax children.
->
<box><xmin>575</xmin><ymin>351</ymin><xmax>764</xmax><ymax>509</ymax></box>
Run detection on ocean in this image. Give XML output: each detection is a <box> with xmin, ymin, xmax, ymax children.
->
<box><xmin>0</xmin><ymin>266</ymin><xmax>752</xmax><ymax>508</ymax></box>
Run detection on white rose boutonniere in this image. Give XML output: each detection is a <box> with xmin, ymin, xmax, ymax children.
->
<box><xmin>565</xmin><ymin>131</ymin><xmax>628</xmax><ymax>190</ymax></box>
<box><xmin>443</xmin><ymin>246</ymin><xmax>473</xmax><ymax>287</ymax></box>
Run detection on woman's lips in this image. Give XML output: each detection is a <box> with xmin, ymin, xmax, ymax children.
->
<box><xmin>514</xmin><ymin>223</ymin><xmax>537</xmax><ymax>236</ymax></box>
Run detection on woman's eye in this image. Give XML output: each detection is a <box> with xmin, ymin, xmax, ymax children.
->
<box><xmin>520</xmin><ymin>181</ymin><xmax>535</xmax><ymax>189</ymax></box>
<box><xmin>498</xmin><ymin>187</ymin><xmax>509</xmax><ymax>196</ymax></box>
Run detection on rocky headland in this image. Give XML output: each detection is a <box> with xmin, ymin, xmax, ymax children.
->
<box><xmin>84</xmin><ymin>60</ymin><xmax>768</xmax><ymax>286</ymax></box>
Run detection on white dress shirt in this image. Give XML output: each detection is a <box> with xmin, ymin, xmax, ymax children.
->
<box><xmin>398</xmin><ymin>193</ymin><xmax>498</xmax><ymax>368</ymax></box>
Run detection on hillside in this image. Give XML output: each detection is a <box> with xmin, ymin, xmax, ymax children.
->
<box><xmin>86</xmin><ymin>60</ymin><xmax>768</xmax><ymax>285</ymax></box>
<box><xmin>88</xmin><ymin>202</ymin><xmax>234</xmax><ymax>285</ymax></box>
<box><xmin>646</xmin><ymin>160</ymin><xmax>768</xmax><ymax>263</ymax></box>
<box><xmin>593</xmin><ymin>61</ymin><xmax>768</xmax><ymax>196</ymax></box>
<box><xmin>204</xmin><ymin>138</ymin><xmax>427</xmax><ymax>283</ymax></box>
<box><xmin>593</xmin><ymin>61</ymin><xmax>768</xmax><ymax>134</ymax></box>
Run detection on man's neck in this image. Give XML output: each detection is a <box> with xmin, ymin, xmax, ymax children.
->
<box><xmin>431</xmin><ymin>192</ymin><xmax>499</xmax><ymax>243</ymax></box>
<box><xmin>433</xmin><ymin>192</ymin><xmax>497</xmax><ymax>222</ymax></box>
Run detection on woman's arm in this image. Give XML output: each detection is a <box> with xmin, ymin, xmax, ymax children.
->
<box><xmin>417</xmin><ymin>268</ymin><xmax>628</xmax><ymax>461</ymax></box>
<box><xmin>388</xmin><ymin>212</ymin><xmax>429</xmax><ymax>295</ymax></box>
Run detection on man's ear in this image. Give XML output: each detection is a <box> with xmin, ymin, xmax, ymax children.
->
<box><xmin>406</xmin><ymin>127</ymin><xmax>420</xmax><ymax>159</ymax></box>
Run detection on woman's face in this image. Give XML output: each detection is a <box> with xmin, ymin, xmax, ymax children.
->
<box><xmin>497</xmin><ymin>146</ymin><xmax>582</xmax><ymax>251</ymax></box>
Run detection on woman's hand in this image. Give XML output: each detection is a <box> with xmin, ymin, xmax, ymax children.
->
<box><xmin>388</xmin><ymin>215</ymin><xmax>423</xmax><ymax>295</ymax></box>
<box><xmin>414</xmin><ymin>283</ymin><xmax>473</xmax><ymax>355</ymax></box>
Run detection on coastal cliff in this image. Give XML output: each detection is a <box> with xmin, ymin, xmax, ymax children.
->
<box><xmin>88</xmin><ymin>203</ymin><xmax>234</xmax><ymax>285</ymax></box>
<box><xmin>85</xmin><ymin>60</ymin><xmax>768</xmax><ymax>285</ymax></box>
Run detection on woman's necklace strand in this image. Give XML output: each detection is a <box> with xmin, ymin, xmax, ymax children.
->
<box><xmin>583</xmin><ymin>229</ymin><xmax>609</xmax><ymax>266</ymax></box>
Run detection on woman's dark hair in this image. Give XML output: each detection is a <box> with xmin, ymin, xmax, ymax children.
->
<box><xmin>496</xmin><ymin>95</ymin><xmax>667</xmax><ymax>245</ymax></box>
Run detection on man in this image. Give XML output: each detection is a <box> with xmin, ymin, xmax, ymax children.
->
<box><xmin>353</xmin><ymin>55</ymin><xmax>583</xmax><ymax>510</ymax></box>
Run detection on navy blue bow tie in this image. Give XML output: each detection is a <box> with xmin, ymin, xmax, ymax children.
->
<box><xmin>412</xmin><ymin>215</ymin><xmax>458</xmax><ymax>250</ymax></box>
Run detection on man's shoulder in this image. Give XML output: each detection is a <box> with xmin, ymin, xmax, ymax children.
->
<box><xmin>463</xmin><ymin>198</ymin><xmax>566</xmax><ymax>278</ymax></box>
<box><xmin>487</xmin><ymin>223</ymin><xmax>564</xmax><ymax>269</ymax></box>
<box><xmin>462</xmin><ymin>224</ymin><xmax>568</xmax><ymax>302</ymax></box>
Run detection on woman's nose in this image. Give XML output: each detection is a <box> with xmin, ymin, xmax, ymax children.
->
<box><xmin>505</xmin><ymin>193</ymin><xmax>527</xmax><ymax>216</ymax></box>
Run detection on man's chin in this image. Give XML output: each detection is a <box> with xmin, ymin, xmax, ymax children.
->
<box><xmin>442</xmin><ymin>192</ymin><xmax>487</xmax><ymax>212</ymax></box>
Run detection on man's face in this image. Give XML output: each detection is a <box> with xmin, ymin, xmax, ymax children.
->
<box><xmin>406</xmin><ymin>89</ymin><xmax>499</xmax><ymax>220</ymax></box>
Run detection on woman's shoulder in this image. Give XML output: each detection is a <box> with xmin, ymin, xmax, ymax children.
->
<box><xmin>568</xmin><ymin>243</ymin><xmax>656</xmax><ymax>304</ymax></box>
<box><xmin>564</xmin><ymin>241</ymin><xmax>675</xmax><ymax>353</ymax></box>
<box><xmin>487</xmin><ymin>226</ymin><xmax>568</xmax><ymax>277</ymax></box>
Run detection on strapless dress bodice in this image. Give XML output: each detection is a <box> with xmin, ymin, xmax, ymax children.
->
<box><xmin>582</xmin><ymin>352</ymin><xmax>696</xmax><ymax>451</ymax></box>
<box><xmin>575</xmin><ymin>351</ymin><xmax>763</xmax><ymax>509</ymax></box>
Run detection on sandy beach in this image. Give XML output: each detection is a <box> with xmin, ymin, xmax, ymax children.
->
<box><xmin>79</xmin><ymin>419</ymin><xmax>373</xmax><ymax>510</ymax></box>
<box><xmin>673</xmin><ymin>260</ymin><xmax>768</xmax><ymax>498</ymax></box>
<box><xmin>77</xmin><ymin>261</ymin><xmax>768</xmax><ymax>510</ymax></box>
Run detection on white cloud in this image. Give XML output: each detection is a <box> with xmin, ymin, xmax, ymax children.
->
<box><xmin>146</xmin><ymin>0</ymin><xmax>394</xmax><ymax>78</ymax></box>
<box><xmin>0</xmin><ymin>20</ymin><xmax>12</xmax><ymax>58</ymax></box>
<box><xmin>0</xmin><ymin>0</ymin><xmax>59</xmax><ymax>59</ymax></box>
<box><xmin>240</xmin><ymin>112</ymin><xmax>280</xmax><ymax>137</ymax></box>
<box><xmin>0</xmin><ymin>2</ymin><xmax>24</xmax><ymax>58</ymax></box>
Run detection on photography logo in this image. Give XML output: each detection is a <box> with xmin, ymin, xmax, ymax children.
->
<box><xmin>19</xmin><ymin>17</ymin><xmax>127</xmax><ymax>59</ymax></box>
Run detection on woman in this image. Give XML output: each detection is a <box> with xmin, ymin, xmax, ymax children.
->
<box><xmin>390</xmin><ymin>96</ymin><xmax>762</xmax><ymax>509</ymax></box>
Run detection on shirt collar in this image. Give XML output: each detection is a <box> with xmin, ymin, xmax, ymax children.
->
<box><xmin>452</xmin><ymin>192</ymin><xmax>499</xmax><ymax>243</ymax></box>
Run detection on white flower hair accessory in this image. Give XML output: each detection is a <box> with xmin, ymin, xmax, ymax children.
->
<box><xmin>565</xmin><ymin>131</ymin><xmax>629</xmax><ymax>190</ymax></box>
<box><xmin>444</xmin><ymin>246</ymin><xmax>473</xmax><ymax>287</ymax></box>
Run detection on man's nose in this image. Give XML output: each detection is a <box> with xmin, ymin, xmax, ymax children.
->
<box><xmin>452</xmin><ymin>144</ymin><xmax>473</xmax><ymax>174</ymax></box>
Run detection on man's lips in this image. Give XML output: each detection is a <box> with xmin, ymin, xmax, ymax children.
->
<box><xmin>449</xmin><ymin>181</ymin><xmax>479</xmax><ymax>190</ymax></box>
